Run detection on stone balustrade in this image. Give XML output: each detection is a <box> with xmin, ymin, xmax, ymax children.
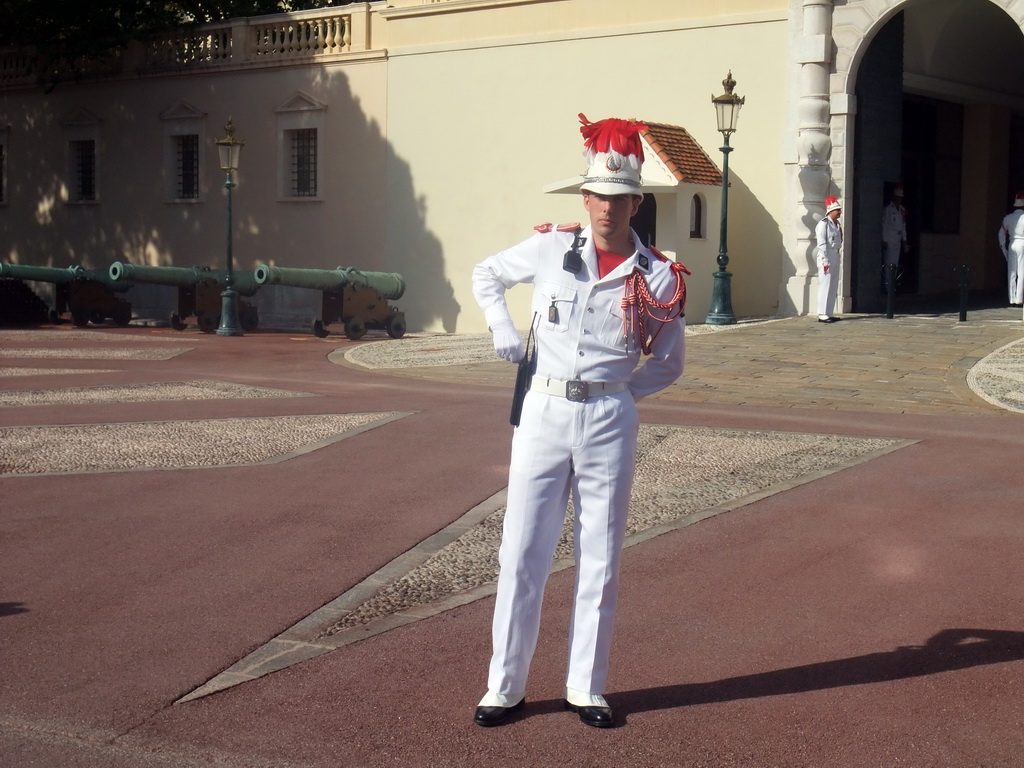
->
<box><xmin>0</xmin><ymin>6</ymin><xmax>376</xmax><ymax>89</ymax></box>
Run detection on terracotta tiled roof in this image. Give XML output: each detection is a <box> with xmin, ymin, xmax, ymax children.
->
<box><xmin>640</xmin><ymin>121</ymin><xmax>722</xmax><ymax>187</ymax></box>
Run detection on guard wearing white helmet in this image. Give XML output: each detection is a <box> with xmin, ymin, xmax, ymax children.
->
<box><xmin>815</xmin><ymin>196</ymin><xmax>843</xmax><ymax>322</ymax></box>
<box><xmin>471</xmin><ymin>114</ymin><xmax>687</xmax><ymax>729</ymax></box>
<box><xmin>998</xmin><ymin>192</ymin><xmax>1024</xmax><ymax>306</ymax></box>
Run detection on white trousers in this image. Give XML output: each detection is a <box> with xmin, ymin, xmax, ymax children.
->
<box><xmin>882</xmin><ymin>238</ymin><xmax>902</xmax><ymax>269</ymax></box>
<box><xmin>817</xmin><ymin>256</ymin><xmax>838</xmax><ymax>318</ymax></box>
<box><xmin>487</xmin><ymin>387</ymin><xmax>639</xmax><ymax>697</ymax></box>
<box><xmin>882</xmin><ymin>239</ymin><xmax>903</xmax><ymax>290</ymax></box>
<box><xmin>1008</xmin><ymin>241</ymin><xmax>1024</xmax><ymax>304</ymax></box>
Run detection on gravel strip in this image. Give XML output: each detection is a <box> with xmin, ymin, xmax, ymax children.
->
<box><xmin>319</xmin><ymin>425</ymin><xmax>902</xmax><ymax>635</ymax></box>
<box><xmin>0</xmin><ymin>368</ymin><xmax>118</xmax><ymax>377</ymax></box>
<box><xmin>0</xmin><ymin>347</ymin><xmax>193</xmax><ymax>360</ymax></box>
<box><xmin>0</xmin><ymin>380</ymin><xmax>312</xmax><ymax>408</ymax></box>
<box><xmin>0</xmin><ymin>413</ymin><xmax>401</xmax><ymax>475</ymax></box>
<box><xmin>0</xmin><ymin>329</ymin><xmax>189</xmax><ymax>343</ymax></box>
<box><xmin>966</xmin><ymin>335</ymin><xmax>1024</xmax><ymax>413</ymax></box>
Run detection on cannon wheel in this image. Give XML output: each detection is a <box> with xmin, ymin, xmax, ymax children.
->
<box><xmin>90</xmin><ymin>310</ymin><xmax>106</xmax><ymax>325</ymax></box>
<box><xmin>71</xmin><ymin>309</ymin><xmax>90</xmax><ymax>327</ymax></box>
<box><xmin>198</xmin><ymin>312</ymin><xmax>219</xmax><ymax>334</ymax></box>
<box><xmin>312</xmin><ymin>319</ymin><xmax>330</xmax><ymax>338</ymax></box>
<box><xmin>385</xmin><ymin>314</ymin><xmax>407</xmax><ymax>340</ymax></box>
<box><xmin>113</xmin><ymin>305</ymin><xmax>132</xmax><ymax>327</ymax></box>
<box><xmin>344</xmin><ymin>317</ymin><xmax>367</xmax><ymax>341</ymax></box>
<box><xmin>170</xmin><ymin>313</ymin><xmax>188</xmax><ymax>331</ymax></box>
<box><xmin>240</xmin><ymin>307</ymin><xmax>259</xmax><ymax>333</ymax></box>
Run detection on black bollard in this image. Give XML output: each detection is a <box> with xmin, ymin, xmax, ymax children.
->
<box><xmin>886</xmin><ymin>263</ymin><xmax>896</xmax><ymax>319</ymax></box>
<box><xmin>958</xmin><ymin>264</ymin><xmax>970</xmax><ymax>322</ymax></box>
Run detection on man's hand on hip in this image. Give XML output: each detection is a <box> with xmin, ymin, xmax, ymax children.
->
<box><xmin>490</xmin><ymin>320</ymin><xmax>524</xmax><ymax>363</ymax></box>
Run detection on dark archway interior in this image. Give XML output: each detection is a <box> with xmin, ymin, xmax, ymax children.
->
<box><xmin>851</xmin><ymin>0</ymin><xmax>1024</xmax><ymax>313</ymax></box>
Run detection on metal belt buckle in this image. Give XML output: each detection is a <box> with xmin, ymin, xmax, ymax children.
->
<box><xmin>565</xmin><ymin>379</ymin><xmax>588</xmax><ymax>402</ymax></box>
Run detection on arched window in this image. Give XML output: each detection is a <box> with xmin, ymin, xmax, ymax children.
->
<box><xmin>689</xmin><ymin>194</ymin><xmax>704</xmax><ymax>238</ymax></box>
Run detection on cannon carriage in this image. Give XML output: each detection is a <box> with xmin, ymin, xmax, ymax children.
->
<box><xmin>253</xmin><ymin>264</ymin><xmax>406</xmax><ymax>340</ymax></box>
<box><xmin>108</xmin><ymin>262</ymin><xmax>259</xmax><ymax>333</ymax></box>
<box><xmin>0</xmin><ymin>263</ymin><xmax>133</xmax><ymax>327</ymax></box>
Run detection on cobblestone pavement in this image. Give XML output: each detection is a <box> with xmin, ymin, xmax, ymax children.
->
<box><xmin>342</xmin><ymin>309</ymin><xmax>1024</xmax><ymax>415</ymax></box>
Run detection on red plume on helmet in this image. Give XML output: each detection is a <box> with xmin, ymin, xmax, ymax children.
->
<box><xmin>578</xmin><ymin>114</ymin><xmax>647</xmax><ymax>162</ymax></box>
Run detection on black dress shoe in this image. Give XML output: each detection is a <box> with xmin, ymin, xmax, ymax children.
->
<box><xmin>564</xmin><ymin>699</ymin><xmax>614</xmax><ymax>728</ymax></box>
<box><xmin>474</xmin><ymin>698</ymin><xmax>524</xmax><ymax>727</ymax></box>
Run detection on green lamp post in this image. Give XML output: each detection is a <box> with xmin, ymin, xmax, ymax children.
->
<box><xmin>705</xmin><ymin>72</ymin><xmax>745</xmax><ymax>325</ymax></box>
<box><xmin>215</xmin><ymin>119</ymin><xmax>244</xmax><ymax>337</ymax></box>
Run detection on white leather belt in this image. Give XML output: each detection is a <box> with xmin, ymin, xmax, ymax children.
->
<box><xmin>530</xmin><ymin>375</ymin><xmax>629</xmax><ymax>402</ymax></box>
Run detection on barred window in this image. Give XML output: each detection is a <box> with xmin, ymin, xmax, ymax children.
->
<box><xmin>70</xmin><ymin>139</ymin><xmax>96</xmax><ymax>202</ymax></box>
<box><xmin>175</xmin><ymin>134</ymin><xmax>200</xmax><ymax>199</ymax></box>
<box><xmin>290</xmin><ymin>128</ymin><xmax>317</xmax><ymax>197</ymax></box>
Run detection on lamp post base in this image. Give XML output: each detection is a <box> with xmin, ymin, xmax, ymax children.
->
<box><xmin>705</xmin><ymin>270</ymin><xmax>737</xmax><ymax>325</ymax></box>
<box><xmin>216</xmin><ymin>287</ymin><xmax>244</xmax><ymax>337</ymax></box>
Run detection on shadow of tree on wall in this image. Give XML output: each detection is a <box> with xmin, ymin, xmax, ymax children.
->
<box><xmin>0</xmin><ymin>61</ymin><xmax>458</xmax><ymax>332</ymax></box>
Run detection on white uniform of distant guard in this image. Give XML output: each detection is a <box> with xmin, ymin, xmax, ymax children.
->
<box><xmin>998</xmin><ymin>192</ymin><xmax>1024</xmax><ymax>306</ymax></box>
<box><xmin>882</xmin><ymin>185</ymin><xmax>908</xmax><ymax>289</ymax></box>
<box><xmin>471</xmin><ymin>115</ymin><xmax>686</xmax><ymax>729</ymax></box>
<box><xmin>815</xmin><ymin>196</ymin><xmax>843</xmax><ymax>322</ymax></box>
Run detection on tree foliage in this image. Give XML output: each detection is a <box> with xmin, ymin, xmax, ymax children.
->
<box><xmin>0</xmin><ymin>0</ymin><xmax>349</xmax><ymax>88</ymax></box>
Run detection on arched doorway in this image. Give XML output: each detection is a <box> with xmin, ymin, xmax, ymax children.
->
<box><xmin>632</xmin><ymin>194</ymin><xmax>658</xmax><ymax>248</ymax></box>
<box><xmin>848</xmin><ymin>0</ymin><xmax>1024</xmax><ymax>312</ymax></box>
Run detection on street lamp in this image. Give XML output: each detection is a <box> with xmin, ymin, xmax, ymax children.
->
<box><xmin>215</xmin><ymin>119</ymin><xmax>244</xmax><ymax>337</ymax></box>
<box><xmin>705</xmin><ymin>71</ymin><xmax>745</xmax><ymax>325</ymax></box>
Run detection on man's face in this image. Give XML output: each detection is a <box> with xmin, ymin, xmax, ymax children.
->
<box><xmin>583</xmin><ymin>191</ymin><xmax>641</xmax><ymax>241</ymax></box>
<box><xmin>828</xmin><ymin>209</ymin><xmax>842</xmax><ymax>221</ymax></box>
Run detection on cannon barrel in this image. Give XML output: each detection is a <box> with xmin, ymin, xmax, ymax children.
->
<box><xmin>0</xmin><ymin>262</ymin><xmax>131</xmax><ymax>292</ymax></box>
<box><xmin>108</xmin><ymin>262</ymin><xmax>259</xmax><ymax>297</ymax></box>
<box><xmin>253</xmin><ymin>265</ymin><xmax>406</xmax><ymax>300</ymax></box>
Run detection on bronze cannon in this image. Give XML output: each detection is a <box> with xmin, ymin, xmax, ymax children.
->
<box><xmin>108</xmin><ymin>262</ymin><xmax>259</xmax><ymax>333</ymax></box>
<box><xmin>253</xmin><ymin>264</ymin><xmax>406</xmax><ymax>340</ymax></box>
<box><xmin>0</xmin><ymin>262</ymin><xmax>133</xmax><ymax>327</ymax></box>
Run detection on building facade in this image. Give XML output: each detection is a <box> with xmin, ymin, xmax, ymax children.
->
<box><xmin>2</xmin><ymin>0</ymin><xmax>1024</xmax><ymax>333</ymax></box>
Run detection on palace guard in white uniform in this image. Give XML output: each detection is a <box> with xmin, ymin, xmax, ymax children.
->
<box><xmin>882</xmin><ymin>184</ymin><xmax>908</xmax><ymax>291</ymax></box>
<box><xmin>471</xmin><ymin>115</ymin><xmax>687</xmax><ymax>728</ymax></box>
<box><xmin>815</xmin><ymin>196</ymin><xmax>843</xmax><ymax>322</ymax></box>
<box><xmin>998</xmin><ymin>192</ymin><xmax>1024</xmax><ymax>306</ymax></box>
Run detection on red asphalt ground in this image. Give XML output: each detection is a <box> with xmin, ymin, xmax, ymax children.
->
<box><xmin>2</xmin><ymin>323</ymin><xmax>1024</xmax><ymax>768</ymax></box>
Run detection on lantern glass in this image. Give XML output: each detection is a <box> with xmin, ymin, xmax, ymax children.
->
<box><xmin>711</xmin><ymin>72</ymin><xmax>744</xmax><ymax>137</ymax></box>
<box><xmin>215</xmin><ymin>119</ymin><xmax>244</xmax><ymax>172</ymax></box>
<box><xmin>715</xmin><ymin>98</ymin><xmax>742</xmax><ymax>135</ymax></box>
<box><xmin>217</xmin><ymin>140</ymin><xmax>241</xmax><ymax>172</ymax></box>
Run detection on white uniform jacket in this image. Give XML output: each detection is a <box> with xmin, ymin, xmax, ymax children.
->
<box><xmin>999</xmin><ymin>210</ymin><xmax>1024</xmax><ymax>258</ymax></box>
<box><xmin>882</xmin><ymin>202</ymin><xmax>907</xmax><ymax>250</ymax></box>
<box><xmin>815</xmin><ymin>216</ymin><xmax>842</xmax><ymax>266</ymax></box>
<box><xmin>472</xmin><ymin>225</ymin><xmax>685</xmax><ymax>400</ymax></box>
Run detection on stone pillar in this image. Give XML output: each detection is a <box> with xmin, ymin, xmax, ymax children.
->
<box><xmin>780</xmin><ymin>0</ymin><xmax>835</xmax><ymax>316</ymax></box>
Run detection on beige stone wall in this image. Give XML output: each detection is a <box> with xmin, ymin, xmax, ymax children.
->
<box><xmin>1</xmin><ymin>0</ymin><xmax>791</xmax><ymax>333</ymax></box>
<box><xmin>383</xmin><ymin>1</ymin><xmax>789</xmax><ymax>331</ymax></box>
<box><xmin>0</xmin><ymin>57</ymin><xmax>391</xmax><ymax>328</ymax></box>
